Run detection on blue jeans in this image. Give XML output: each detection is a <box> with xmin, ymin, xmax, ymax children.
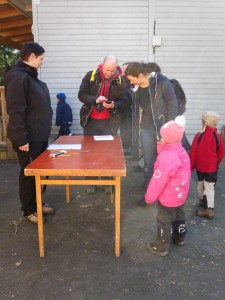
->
<box><xmin>141</xmin><ymin>129</ymin><xmax>157</xmax><ymax>189</ymax></box>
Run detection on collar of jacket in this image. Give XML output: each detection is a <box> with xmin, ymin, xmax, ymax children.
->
<box><xmin>13</xmin><ymin>60</ymin><xmax>38</xmax><ymax>79</ymax></box>
<box><xmin>157</xmin><ymin>141</ymin><xmax>182</xmax><ymax>153</ymax></box>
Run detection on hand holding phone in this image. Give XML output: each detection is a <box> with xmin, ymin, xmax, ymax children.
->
<box><xmin>104</xmin><ymin>100</ymin><xmax>112</xmax><ymax>104</ymax></box>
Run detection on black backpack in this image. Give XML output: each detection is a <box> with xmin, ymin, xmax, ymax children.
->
<box><xmin>170</xmin><ymin>79</ymin><xmax>186</xmax><ymax>115</ymax></box>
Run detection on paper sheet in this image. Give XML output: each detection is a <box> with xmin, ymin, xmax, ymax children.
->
<box><xmin>94</xmin><ymin>135</ymin><xmax>114</xmax><ymax>141</ymax></box>
<box><xmin>47</xmin><ymin>144</ymin><xmax>82</xmax><ymax>150</ymax></box>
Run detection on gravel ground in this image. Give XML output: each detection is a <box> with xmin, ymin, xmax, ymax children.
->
<box><xmin>0</xmin><ymin>157</ymin><xmax>225</xmax><ymax>300</ymax></box>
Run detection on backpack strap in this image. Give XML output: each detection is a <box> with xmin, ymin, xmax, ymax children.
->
<box><xmin>90</xmin><ymin>69</ymin><xmax>97</xmax><ymax>83</ymax></box>
<box><xmin>198</xmin><ymin>131</ymin><xmax>219</xmax><ymax>153</ymax></box>
<box><xmin>90</xmin><ymin>68</ymin><xmax>122</xmax><ymax>85</ymax></box>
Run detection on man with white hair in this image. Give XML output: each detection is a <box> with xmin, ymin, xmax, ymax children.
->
<box><xmin>78</xmin><ymin>55</ymin><xmax>127</xmax><ymax>136</ymax></box>
<box><xmin>78</xmin><ymin>55</ymin><xmax>128</xmax><ymax>194</ymax></box>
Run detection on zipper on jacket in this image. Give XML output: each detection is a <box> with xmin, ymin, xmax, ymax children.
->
<box><xmin>149</xmin><ymin>74</ymin><xmax>160</xmax><ymax>140</ymax></box>
<box><xmin>83</xmin><ymin>80</ymin><xmax>102</xmax><ymax>127</ymax></box>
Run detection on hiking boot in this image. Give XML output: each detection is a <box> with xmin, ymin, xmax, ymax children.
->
<box><xmin>196</xmin><ymin>208</ymin><xmax>214</xmax><ymax>219</ymax></box>
<box><xmin>86</xmin><ymin>186</ymin><xmax>96</xmax><ymax>195</ymax></box>
<box><xmin>138</xmin><ymin>197</ymin><xmax>147</xmax><ymax>206</ymax></box>
<box><xmin>42</xmin><ymin>204</ymin><xmax>54</xmax><ymax>215</ymax></box>
<box><xmin>146</xmin><ymin>241</ymin><xmax>169</xmax><ymax>257</ymax></box>
<box><xmin>26</xmin><ymin>213</ymin><xmax>38</xmax><ymax>224</ymax></box>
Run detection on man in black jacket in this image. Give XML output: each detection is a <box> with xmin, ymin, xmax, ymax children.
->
<box><xmin>78</xmin><ymin>55</ymin><xmax>128</xmax><ymax>194</ymax></box>
<box><xmin>78</xmin><ymin>55</ymin><xmax>128</xmax><ymax>136</ymax></box>
<box><xmin>3</xmin><ymin>42</ymin><xmax>54</xmax><ymax>223</ymax></box>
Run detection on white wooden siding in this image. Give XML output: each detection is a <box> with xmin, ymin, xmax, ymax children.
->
<box><xmin>33</xmin><ymin>0</ymin><xmax>151</xmax><ymax>134</ymax></box>
<box><xmin>154</xmin><ymin>0</ymin><xmax>225</xmax><ymax>137</ymax></box>
<box><xmin>33</xmin><ymin>0</ymin><xmax>225</xmax><ymax>138</ymax></box>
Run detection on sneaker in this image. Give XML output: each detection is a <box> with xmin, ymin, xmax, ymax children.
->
<box><xmin>138</xmin><ymin>197</ymin><xmax>147</xmax><ymax>206</ymax></box>
<box><xmin>42</xmin><ymin>204</ymin><xmax>54</xmax><ymax>215</ymax></box>
<box><xmin>146</xmin><ymin>242</ymin><xmax>169</xmax><ymax>257</ymax></box>
<box><xmin>196</xmin><ymin>208</ymin><xmax>214</xmax><ymax>219</ymax></box>
<box><xmin>86</xmin><ymin>186</ymin><xmax>96</xmax><ymax>195</ymax></box>
<box><xmin>26</xmin><ymin>213</ymin><xmax>38</xmax><ymax>224</ymax></box>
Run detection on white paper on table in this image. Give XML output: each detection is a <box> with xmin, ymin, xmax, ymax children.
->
<box><xmin>94</xmin><ymin>135</ymin><xmax>114</xmax><ymax>141</ymax></box>
<box><xmin>47</xmin><ymin>144</ymin><xmax>82</xmax><ymax>150</ymax></box>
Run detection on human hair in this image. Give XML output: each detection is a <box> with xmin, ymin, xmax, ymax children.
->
<box><xmin>125</xmin><ymin>62</ymin><xmax>161</xmax><ymax>78</ymax></box>
<box><xmin>146</xmin><ymin>62</ymin><xmax>161</xmax><ymax>73</ymax></box>
<box><xmin>103</xmin><ymin>55</ymin><xmax>118</xmax><ymax>66</ymax></box>
<box><xmin>20</xmin><ymin>42</ymin><xmax>45</xmax><ymax>61</ymax></box>
<box><xmin>122</xmin><ymin>62</ymin><xmax>131</xmax><ymax>67</ymax></box>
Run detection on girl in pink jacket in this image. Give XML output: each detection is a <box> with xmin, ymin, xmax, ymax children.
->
<box><xmin>145</xmin><ymin>116</ymin><xmax>191</xmax><ymax>256</ymax></box>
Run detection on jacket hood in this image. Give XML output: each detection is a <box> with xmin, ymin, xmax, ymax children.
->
<box><xmin>3</xmin><ymin>60</ymin><xmax>38</xmax><ymax>86</ymax></box>
<box><xmin>157</xmin><ymin>141</ymin><xmax>182</xmax><ymax>153</ymax></box>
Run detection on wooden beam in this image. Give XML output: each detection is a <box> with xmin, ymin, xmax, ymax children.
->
<box><xmin>7</xmin><ymin>0</ymin><xmax>32</xmax><ymax>19</ymax></box>
<box><xmin>0</xmin><ymin>35</ymin><xmax>21</xmax><ymax>49</ymax></box>
<box><xmin>0</xmin><ymin>18</ymin><xmax>32</xmax><ymax>30</ymax></box>
<box><xmin>25</xmin><ymin>4</ymin><xmax>32</xmax><ymax>11</ymax></box>
<box><xmin>0</xmin><ymin>8</ymin><xmax>22</xmax><ymax>18</ymax></box>
<box><xmin>0</xmin><ymin>27</ymin><xmax>31</xmax><ymax>37</ymax></box>
<box><xmin>13</xmin><ymin>33</ymin><xmax>33</xmax><ymax>42</ymax></box>
<box><xmin>0</xmin><ymin>0</ymin><xmax>8</xmax><ymax>4</ymax></box>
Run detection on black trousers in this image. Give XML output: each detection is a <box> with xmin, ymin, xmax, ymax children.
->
<box><xmin>83</xmin><ymin>118</ymin><xmax>112</xmax><ymax>135</ymax></box>
<box><xmin>156</xmin><ymin>202</ymin><xmax>187</xmax><ymax>239</ymax></box>
<box><xmin>57</xmin><ymin>125</ymin><xmax>71</xmax><ymax>138</ymax></box>
<box><xmin>16</xmin><ymin>141</ymin><xmax>48</xmax><ymax>216</ymax></box>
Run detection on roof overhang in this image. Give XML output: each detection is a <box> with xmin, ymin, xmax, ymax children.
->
<box><xmin>0</xmin><ymin>0</ymin><xmax>33</xmax><ymax>50</ymax></box>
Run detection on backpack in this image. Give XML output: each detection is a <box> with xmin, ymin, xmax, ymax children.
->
<box><xmin>170</xmin><ymin>79</ymin><xmax>186</xmax><ymax>115</ymax></box>
<box><xmin>197</xmin><ymin>131</ymin><xmax>219</xmax><ymax>153</ymax></box>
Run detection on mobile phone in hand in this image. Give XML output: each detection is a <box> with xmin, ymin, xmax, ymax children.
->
<box><xmin>104</xmin><ymin>100</ymin><xmax>112</xmax><ymax>104</ymax></box>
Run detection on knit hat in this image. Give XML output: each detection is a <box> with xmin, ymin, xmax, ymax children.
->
<box><xmin>56</xmin><ymin>93</ymin><xmax>66</xmax><ymax>101</ymax></box>
<box><xmin>202</xmin><ymin>111</ymin><xmax>220</xmax><ymax>127</ymax></box>
<box><xmin>160</xmin><ymin>116</ymin><xmax>185</xmax><ymax>144</ymax></box>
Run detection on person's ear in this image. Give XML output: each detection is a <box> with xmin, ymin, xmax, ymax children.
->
<box><xmin>28</xmin><ymin>53</ymin><xmax>36</xmax><ymax>62</ymax></box>
<box><xmin>137</xmin><ymin>73</ymin><xmax>145</xmax><ymax>79</ymax></box>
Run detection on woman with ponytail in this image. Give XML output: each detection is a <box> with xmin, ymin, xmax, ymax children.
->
<box><xmin>125</xmin><ymin>62</ymin><xmax>178</xmax><ymax>206</ymax></box>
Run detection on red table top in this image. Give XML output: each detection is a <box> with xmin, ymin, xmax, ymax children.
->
<box><xmin>24</xmin><ymin>136</ymin><xmax>126</xmax><ymax>177</ymax></box>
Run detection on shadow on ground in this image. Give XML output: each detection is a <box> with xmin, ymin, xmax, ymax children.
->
<box><xmin>0</xmin><ymin>157</ymin><xmax>225</xmax><ymax>300</ymax></box>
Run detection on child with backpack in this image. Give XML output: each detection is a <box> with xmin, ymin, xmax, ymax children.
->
<box><xmin>189</xmin><ymin>111</ymin><xmax>224</xmax><ymax>219</ymax></box>
<box><xmin>55</xmin><ymin>93</ymin><xmax>73</xmax><ymax>138</ymax></box>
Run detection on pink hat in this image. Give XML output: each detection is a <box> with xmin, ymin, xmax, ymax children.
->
<box><xmin>160</xmin><ymin>116</ymin><xmax>185</xmax><ymax>144</ymax></box>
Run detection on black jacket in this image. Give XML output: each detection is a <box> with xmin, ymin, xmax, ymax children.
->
<box><xmin>78</xmin><ymin>68</ymin><xmax>127</xmax><ymax>135</ymax></box>
<box><xmin>3</xmin><ymin>61</ymin><xmax>53</xmax><ymax>148</ymax></box>
<box><xmin>134</xmin><ymin>73</ymin><xmax>178</xmax><ymax>139</ymax></box>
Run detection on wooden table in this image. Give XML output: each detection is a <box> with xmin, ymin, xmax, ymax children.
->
<box><xmin>24</xmin><ymin>136</ymin><xmax>126</xmax><ymax>257</ymax></box>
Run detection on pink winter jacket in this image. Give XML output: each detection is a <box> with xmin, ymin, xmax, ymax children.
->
<box><xmin>145</xmin><ymin>142</ymin><xmax>191</xmax><ymax>207</ymax></box>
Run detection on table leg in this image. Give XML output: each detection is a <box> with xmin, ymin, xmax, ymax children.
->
<box><xmin>110</xmin><ymin>184</ymin><xmax>114</xmax><ymax>204</ymax></box>
<box><xmin>115</xmin><ymin>176</ymin><xmax>121</xmax><ymax>257</ymax></box>
<box><xmin>66</xmin><ymin>176</ymin><xmax>70</xmax><ymax>203</ymax></box>
<box><xmin>35</xmin><ymin>175</ymin><xmax>45</xmax><ymax>257</ymax></box>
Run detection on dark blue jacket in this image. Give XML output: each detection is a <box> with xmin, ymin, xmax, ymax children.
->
<box><xmin>56</xmin><ymin>99</ymin><xmax>73</xmax><ymax>127</ymax></box>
